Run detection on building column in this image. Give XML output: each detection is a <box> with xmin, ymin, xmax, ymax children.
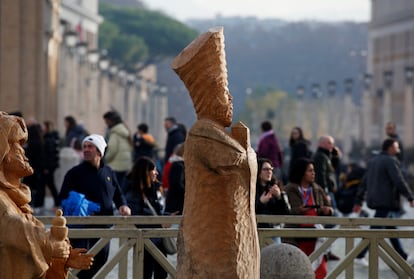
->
<box><xmin>327</xmin><ymin>81</ymin><xmax>337</xmax><ymax>135</ymax></box>
<box><xmin>343</xmin><ymin>79</ymin><xmax>354</xmax><ymax>161</ymax></box>
<box><xmin>382</xmin><ymin>70</ymin><xmax>393</xmax><ymax>130</ymax></box>
<box><xmin>295</xmin><ymin>86</ymin><xmax>305</xmax><ymax>127</ymax></box>
<box><xmin>404</xmin><ymin>67</ymin><xmax>414</xmax><ymax>147</ymax></box>
<box><xmin>311</xmin><ymin>84</ymin><xmax>321</xmax><ymax>146</ymax></box>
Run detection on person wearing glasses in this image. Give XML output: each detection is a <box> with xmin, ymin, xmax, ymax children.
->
<box><xmin>255</xmin><ymin>158</ymin><xmax>291</xmax><ymax>244</ymax></box>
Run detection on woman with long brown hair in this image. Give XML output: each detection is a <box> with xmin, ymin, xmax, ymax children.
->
<box><xmin>124</xmin><ymin>156</ymin><xmax>167</xmax><ymax>279</ymax></box>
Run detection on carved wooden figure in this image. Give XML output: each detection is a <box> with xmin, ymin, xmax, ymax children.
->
<box><xmin>0</xmin><ymin>112</ymin><xmax>93</xmax><ymax>279</ymax></box>
<box><xmin>172</xmin><ymin>27</ymin><xmax>260</xmax><ymax>278</ymax></box>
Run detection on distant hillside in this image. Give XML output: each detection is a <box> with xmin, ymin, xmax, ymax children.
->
<box><xmin>99</xmin><ymin>0</ymin><xmax>145</xmax><ymax>8</ymax></box>
<box><xmin>159</xmin><ymin>17</ymin><xmax>368</xmax><ymax>128</ymax></box>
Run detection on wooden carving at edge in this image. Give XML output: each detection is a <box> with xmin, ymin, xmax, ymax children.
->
<box><xmin>172</xmin><ymin>27</ymin><xmax>260</xmax><ymax>279</ymax></box>
<box><xmin>0</xmin><ymin>112</ymin><xmax>93</xmax><ymax>279</ymax></box>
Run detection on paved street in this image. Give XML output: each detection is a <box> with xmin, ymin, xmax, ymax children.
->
<box><xmin>326</xmin><ymin>201</ymin><xmax>414</xmax><ymax>278</ymax></box>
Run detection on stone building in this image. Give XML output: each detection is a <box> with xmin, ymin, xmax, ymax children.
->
<box><xmin>0</xmin><ymin>0</ymin><xmax>60</xmax><ymax>122</ymax></box>
<box><xmin>0</xmin><ymin>0</ymin><xmax>167</xmax><ymax>147</ymax></box>
<box><xmin>367</xmin><ymin>0</ymin><xmax>414</xmax><ymax>147</ymax></box>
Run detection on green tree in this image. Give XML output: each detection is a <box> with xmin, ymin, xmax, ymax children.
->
<box><xmin>99</xmin><ymin>3</ymin><xmax>198</xmax><ymax>70</ymax></box>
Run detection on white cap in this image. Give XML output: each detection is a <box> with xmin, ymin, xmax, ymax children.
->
<box><xmin>82</xmin><ymin>134</ymin><xmax>107</xmax><ymax>156</ymax></box>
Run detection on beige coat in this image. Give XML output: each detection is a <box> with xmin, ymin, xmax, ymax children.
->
<box><xmin>105</xmin><ymin>123</ymin><xmax>132</xmax><ymax>172</ymax></box>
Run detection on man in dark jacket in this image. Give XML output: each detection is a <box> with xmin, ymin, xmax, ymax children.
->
<box><xmin>353</xmin><ymin>138</ymin><xmax>414</xmax><ymax>264</ymax></box>
<box><xmin>163</xmin><ymin>117</ymin><xmax>185</xmax><ymax>164</ymax></box>
<box><xmin>59</xmin><ymin>134</ymin><xmax>131</xmax><ymax>278</ymax></box>
<box><xmin>385</xmin><ymin>121</ymin><xmax>404</xmax><ymax>163</ymax></box>
<box><xmin>43</xmin><ymin>120</ymin><xmax>61</xmax><ymax>207</ymax></box>
<box><xmin>313</xmin><ymin>135</ymin><xmax>341</xmax><ymax>260</ymax></box>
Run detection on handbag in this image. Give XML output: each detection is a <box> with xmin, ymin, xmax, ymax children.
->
<box><xmin>144</xmin><ymin>198</ymin><xmax>178</xmax><ymax>255</ymax></box>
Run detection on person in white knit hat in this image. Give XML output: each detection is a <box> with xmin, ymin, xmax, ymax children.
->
<box><xmin>59</xmin><ymin>133</ymin><xmax>131</xmax><ymax>278</ymax></box>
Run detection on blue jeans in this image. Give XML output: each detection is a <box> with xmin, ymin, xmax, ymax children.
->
<box><xmin>357</xmin><ymin>209</ymin><xmax>408</xmax><ymax>260</ymax></box>
<box><xmin>324</xmin><ymin>191</ymin><xmax>338</xmax><ymax>229</ymax></box>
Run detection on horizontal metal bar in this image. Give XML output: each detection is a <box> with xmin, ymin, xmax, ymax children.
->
<box><xmin>37</xmin><ymin>215</ymin><xmax>414</xmax><ymax>227</ymax></box>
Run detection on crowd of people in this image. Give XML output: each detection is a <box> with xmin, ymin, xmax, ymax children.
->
<box><xmin>18</xmin><ymin>110</ymin><xmax>186</xmax><ymax>278</ymax></box>
<box><xmin>11</xmin><ymin>108</ymin><xmax>414</xmax><ymax>278</ymax></box>
<box><xmin>254</xmin><ymin>120</ymin><xmax>414</xmax><ymax>277</ymax></box>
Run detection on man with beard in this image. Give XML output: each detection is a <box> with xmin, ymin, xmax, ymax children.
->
<box><xmin>0</xmin><ymin>112</ymin><xmax>93</xmax><ymax>278</ymax></box>
<box><xmin>172</xmin><ymin>27</ymin><xmax>260</xmax><ymax>278</ymax></box>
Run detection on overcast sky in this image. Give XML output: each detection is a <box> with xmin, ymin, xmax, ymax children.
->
<box><xmin>147</xmin><ymin>0</ymin><xmax>370</xmax><ymax>22</ymax></box>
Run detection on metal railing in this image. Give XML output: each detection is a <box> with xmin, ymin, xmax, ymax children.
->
<box><xmin>38</xmin><ymin>215</ymin><xmax>414</xmax><ymax>279</ymax></box>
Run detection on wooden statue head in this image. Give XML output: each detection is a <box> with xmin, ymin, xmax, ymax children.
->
<box><xmin>171</xmin><ymin>26</ymin><xmax>233</xmax><ymax>127</ymax></box>
<box><xmin>0</xmin><ymin>112</ymin><xmax>33</xmax><ymax>179</ymax></box>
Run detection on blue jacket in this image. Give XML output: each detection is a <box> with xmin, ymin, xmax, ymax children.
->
<box><xmin>59</xmin><ymin>161</ymin><xmax>127</xmax><ymax>216</ymax></box>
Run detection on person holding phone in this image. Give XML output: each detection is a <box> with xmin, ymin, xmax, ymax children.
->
<box><xmin>255</xmin><ymin>158</ymin><xmax>291</xmax><ymax>241</ymax></box>
<box><xmin>283</xmin><ymin>157</ymin><xmax>333</xmax><ymax>279</ymax></box>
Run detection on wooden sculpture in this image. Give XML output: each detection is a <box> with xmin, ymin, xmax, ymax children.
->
<box><xmin>172</xmin><ymin>26</ymin><xmax>260</xmax><ymax>278</ymax></box>
<box><xmin>0</xmin><ymin>112</ymin><xmax>93</xmax><ymax>279</ymax></box>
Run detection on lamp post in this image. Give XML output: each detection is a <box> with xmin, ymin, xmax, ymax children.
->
<box><xmin>76</xmin><ymin>42</ymin><xmax>88</xmax><ymax>63</ymax></box>
<box><xmin>245</xmin><ymin>87</ymin><xmax>257</xmax><ymax>138</ymax></box>
<box><xmin>108</xmin><ymin>64</ymin><xmax>118</xmax><ymax>78</ymax></box>
<box><xmin>153</xmin><ymin>85</ymin><xmax>168</xmax><ymax>144</ymax></box>
<box><xmin>144</xmin><ymin>80</ymin><xmax>155</xmax><ymax>125</ymax></box>
<box><xmin>404</xmin><ymin>67</ymin><xmax>414</xmax><ymax>146</ymax></box>
<box><xmin>362</xmin><ymin>73</ymin><xmax>372</xmax><ymax>147</ymax></box>
<box><xmin>87</xmin><ymin>49</ymin><xmax>99</xmax><ymax>69</ymax></box>
<box><xmin>376</xmin><ymin>88</ymin><xmax>384</xmax><ymax>141</ymax></box>
<box><xmin>311</xmin><ymin>83</ymin><xmax>321</xmax><ymax>146</ymax></box>
<box><xmin>98</xmin><ymin>51</ymin><xmax>110</xmax><ymax>73</ymax></box>
<box><xmin>327</xmin><ymin>81</ymin><xmax>336</xmax><ymax>135</ymax></box>
<box><xmin>124</xmin><ymin>72</ymin><xmax>135</xmax><ymax>123</ymax></box>
<box><xmin>382</xmin><ymin>70</ymin><xmax>393</xmax><ymax>131</ymax></box>
<box><xmin>296</xmin><ymin>85</ymin><xmax>305</xmax><ymax>127</ymax></box>
<box><xmin>58</xmin><ymin>29</ymin><xmax>78</xmax><ymax>136</ymax></box>
<box><xmin>63</xmin><ymin>30</ymin><xmax>77</xmax><ymax>50</ymax></box>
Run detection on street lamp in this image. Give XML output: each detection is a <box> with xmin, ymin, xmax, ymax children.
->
<box><xmin>344</xmin><ymin>78</ymin><xmax>353</xmax><ymax>94</ymax></box>
<box><xmin>63</xmin><ymin>30</ymin><xmax>77</xmax><ymax>48</ymax></box>
<box><xmin>159</xmin><ymin>85</ymin><xmax>168</xmax><ymax>95</ymax></box>
<box><xmin>134</xmin><ymin>76</ymin><xmax>142</xmax><ymax>91</ymax></box>
<box><xmin>87</xmin><ymin>49</ymin><xmax>99</xmax><ymax>69</ymax></box>
<box><xmin>76</xmin><ymin>42</ymin><xmax>88</xmax><ymax>63</ymax></box>
<box><xmin>363</xmin><ymin>73</ymin><xmax>372</xmax><ymax>90</ymax></box>
<box><xmin>59</xmin><ymin>19</ymin><xmax>68</xmax><ymax>38</ymax></box>
<box><xmin>383</xmin><ymin>70</ymin><xmax>393</xmax><ymax>89</ymax></box>
<box><xmin>118</xmin><ymin>69</ymin><xmax>127</xmax><ymax>85</ymax></box>
<box><xmin>296</xmin><ymin>86</ymin><xmax>305</xmax><ymax>99</ymax></box>
<box><xmin>311</xmin><ymin>83</ymin><xmax>321</xmax><ymax>99</ymax></box>
<box><xmin>98</xmin><ymin>49</ymin><xmax>109</xmax><ymax>72</ymax></box>
<box><xmin>126</xmin><ymin>73</ymin><xmax>135</xmax><ymax>86</ymax></box>
<box><xmin>327</xmin><ymin>81</ymin><xmax>336</xmax><ymax>97</ymax></box>
<box><xmin>405</xmin><ymin>67</ymin><xmax>414</xmax><ymax>85</ymax></box>
<box><xmin>98</xmin><ymin>57</ymin><xmax>110</xmax><ymax>73</ymax></box>
<box><xmin>108</xmin><ymin>64</ymin><xmax>118</xmax><ymax>79</ymax></box>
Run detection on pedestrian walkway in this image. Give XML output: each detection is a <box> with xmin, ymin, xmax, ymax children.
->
<box><xmin>326</xmin><ymin>202</ymin><xmax>414</xmax><ymax>278</ymax></box>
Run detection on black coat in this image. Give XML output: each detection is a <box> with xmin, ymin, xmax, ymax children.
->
<box><xmin>165</xmin><ymin>160</ymin><xmax>185</xmax><ymax>214</ymax></box>
<box><xmin>164</xmin><ymin>127</ymin><xmax>185</xmax><ymax>163</ymax></box>
<box><xmin>44</xmin><ymin>130</ymin><xmax>60</xmax><ymax>170</ymax></box>
<box><xmin>356</xmin><ymin>152</ymin><xmax>413</xmax><ymax>211</ymax></box>
<box><xmin>255</xmin><ymin>182</ymin><xmax>290</xmax><ymax>228</ymax></box>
